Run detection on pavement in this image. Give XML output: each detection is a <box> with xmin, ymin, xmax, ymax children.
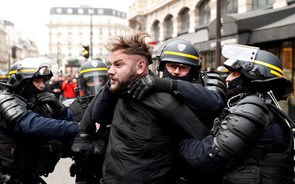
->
<box><xmin>42</xmin><ymin>158</ymin><xmax>75</xmax><ymax>184</ymax></box>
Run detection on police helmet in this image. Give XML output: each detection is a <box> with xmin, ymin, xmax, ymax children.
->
<box><xmin>222</xmin><ymin>44</ymin><xmax>293</xmax><ymax>100</ymax></box>
<box><xmin>78</xmin><ymin>60</ymin><xmax>108</xmax><ymax>97</ymax></box>
<box><xmin>222</xmin><ymin>44</ymin><xmax>283</xmax><ymax>81</ymax></box>
<box><xmin>0</xmin><ymin>70</ymin><xmax>9</xmax><ymax>83</ymax></box>
<box><xmin>157</xmin><ymin>39</ymin><xmax>201</xmax><ymax>71</ymax></box>
<box><xmin>216</xmin><ymin>65</ymin><xmax>229</xmax><ymax>79</ymax></box>
<box><xmin>8</xmin><ymin>57</ymin><xmax>57</xmax><ymax>87</ymax></box>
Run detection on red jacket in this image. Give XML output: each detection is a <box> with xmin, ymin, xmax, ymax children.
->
<box><xmin>62</xmin><ymin>81</ymin><xmax>77</xmax><ymax>98</ymax></box>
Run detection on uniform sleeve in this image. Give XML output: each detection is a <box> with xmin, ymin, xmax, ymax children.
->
<box><xmin>179</xmin><ymin>135</ymin><xmax>226</xmax><ymax>171</ymax></box>
<box><xmin>14</xmin><ymin>110</ymin><xmax>78</xmax><ymax>141</ymax></box>
<box><xmin>149</xmin><ymin>93</ymin><xmax>209</xmax><ymax>140</ymax></box>
<box><xmin>175</xmin><ymin>80</ymin><xmax>225</xmax><ymax>117</ymax></box>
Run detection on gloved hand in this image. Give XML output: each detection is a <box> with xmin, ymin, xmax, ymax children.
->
<box><xmin>37</xmin><ymin>92</ymin><xmax>63</xmax><ymax>111</ymax></box>
<box><xmin>71</xmin><ymin>130</ymin><xmax>106</xmax><ymax>163</ymax></box>
<box><xmin>128</xmin><ymin>75</ymin><xmax>173</xmax><ymax>100</ymax></box>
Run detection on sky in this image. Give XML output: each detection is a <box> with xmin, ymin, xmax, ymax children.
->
<box><xmin>0</xmin><ymin>0</ymin><xmax>135</xmax><ymax>55</ymax></box>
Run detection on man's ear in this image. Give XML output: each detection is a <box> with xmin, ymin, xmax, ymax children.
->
<box><xmin>136</xmin><ymin>59</ymin><xmax>147</xmax><ymax>75</ymax></box>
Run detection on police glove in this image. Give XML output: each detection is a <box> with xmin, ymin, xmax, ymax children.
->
<box><xmin>71</xmin><ymin>131</ymin><xmax>106</xmax><ymax>162</ymax></box>
<box><xmin>128</xmin><ymin>75</ymin><xmax>173</xmax><ymax>100</ymax></box>
<box><xmin>37</xmin><ymin>92</ymin><xmax>63</xmax><ymax>111</ymax></box>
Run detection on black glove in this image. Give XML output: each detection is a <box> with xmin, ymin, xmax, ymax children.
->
<box><xmin>71</xmin><ymin>131</ymin><xmax>106</xmax><ymax>162</ymax></box>
<box><xmin>36</xmin><ymin>92</ymin><xmax>63</xmax><ymax>111</ymax></box>
<box><xmin>128</xmin><ymin>75</ymin><xmax>173</xmax><ymax>100</ymax></box>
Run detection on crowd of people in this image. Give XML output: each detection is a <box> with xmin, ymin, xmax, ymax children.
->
<box><xmin>48</xmin><ymin>74</ymin><xmax>78</xmax><ymax>102</ymax></box>
<box><xmin>0</xmin><ymin>31</ymin><xmax>294</xmax><ymax>184</ymax></box>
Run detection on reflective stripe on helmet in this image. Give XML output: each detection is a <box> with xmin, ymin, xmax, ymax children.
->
<box><xmin>254</xmin><ymin>59</ymin><xmax>283</xmax><ymax>77</ymax></box>
<box><xmin>163</xmin><ymin>51</ymin><xmax>199</xmax><ymax>61</ymax></box>
<box><xmin>80</xmin><ymin>67</ymin><xmax>108</xmax><ymax>74</ymax></box>
<box><xmin>9</xmin><ymin>69</ymin><xmax>38</xmax><ymax>75</ymax></box>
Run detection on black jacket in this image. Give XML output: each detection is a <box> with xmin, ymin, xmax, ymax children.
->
<box><xmin>101</xmin><ymin>92</ymin><xmax>209</xmax><ymax>184</ymax></box>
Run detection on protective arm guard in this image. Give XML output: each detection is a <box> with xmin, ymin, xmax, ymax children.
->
<box><xmin>0</xmin><ymin>93</ymin><xmax>27</xmax><ymax>130</ymax></box>
<box><xmin>202</xmin><ymin>71</ymin><xmax>227</xmax><ymax>101</ymax></box>
<box><xmin>209</xmin><ymin>95</ymin><xmax>270</xmax><ymax>160</ymax></box>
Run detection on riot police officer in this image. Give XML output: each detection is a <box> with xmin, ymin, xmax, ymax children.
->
<box><xmin>0</xmin><ymin>57</ymin><xmax>78</xmax><ymax>184</ymax></box>
<box><xmin>179</xmin><ymin>44</ymin><xmax>295</xmax><ymax>183</ymax></box>
<box><xmin>64</xmin><ymin>59</ymin><xmax>108</xmax><ymax>184</ymax></box>
<box><xmin>128</xmin><ymin>39</ymin><xmax>227</xmax><ymax>126</ymax></box>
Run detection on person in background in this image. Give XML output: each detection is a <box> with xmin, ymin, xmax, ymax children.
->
<box><xmin>62</xmin><ymin>74</ymin><xmax>77</xmax><ymax>101</ymax></box>
<box><xmin>49</xmin><ymin>74</ymin><xmax>63</xmax><ymax>101</ymax></box>
<box><xmin>0</xmin><ymin>70</ymin><xmax>9</xmax><ymax>84</ymax></box>
<box><xmin>216</xmin><ymin>65</ymin><xmax>230</xmax><ymax>79</ymax></box>
<box><xmin>179</xmin><ymin>44</ymin><xmax>295</xmax><ymax>183</ymax></box>
<box><xmin>0</xmin><ymin>57</ymin><xmax>78</xmax><ymax>184</ymax></box>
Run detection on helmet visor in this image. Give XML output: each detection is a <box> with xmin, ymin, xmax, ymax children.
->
<box><xmin>78</xmin><ymin>73</ymin><xmax>108</xmax><ymax>97</ymax></box>
<box><xmin>222</xmin><ymin>44</ymin><xmax>259</xmax><ymax>71</ymax></box>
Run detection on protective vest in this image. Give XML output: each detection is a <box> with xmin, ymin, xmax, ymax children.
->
<box><xmin>222</xmin><ymin>95</ymin><xmax>294</xmax><ymax>184</ymax></box>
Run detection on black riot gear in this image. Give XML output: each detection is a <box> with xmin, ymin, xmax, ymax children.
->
<box><xmin>78</xmin><ymin>60</ymin><xmax>108</xmax><ymax>98</ymax></box>
<box><xmin>0</xmin><ymin>57</ymin><xmax>78</xmax><ymax>184</ymax></box>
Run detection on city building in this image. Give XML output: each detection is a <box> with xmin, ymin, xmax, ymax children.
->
<box><xmin>127</xmin><ymin>0</ymin><xmax>295</xmax><ymax>118</ymax></box>
<box><xmin>0</xmin><ymin>20</ymin><xmax>39</xmax><ymax>71</ymax></box>
<box><xmin>47</xmin><ymin>6</ymin><xmax>130</xmax><ymax>75</ymax></box>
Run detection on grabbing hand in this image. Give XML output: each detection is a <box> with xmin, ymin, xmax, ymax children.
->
<box><xmin>128</xmin><ymin>75</ymin><xmax>156</xmax><ymax>100</ymax></box>
<box><xmin>128</xmin><ymin>75</ymin><xmax>173</xmax><ymax>100</ymax></box>
<box><xmin>37</xmin><ymin>92</ymin><xmax>63</xmax><ymax>111</ymax></box>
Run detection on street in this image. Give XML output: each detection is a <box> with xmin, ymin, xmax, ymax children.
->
<box><xmin>42</xmin><ymin>158</ymin><xmax>75</xmax><ymax>184</ymax></box>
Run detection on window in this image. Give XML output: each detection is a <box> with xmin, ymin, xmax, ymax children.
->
<box><xmin>164</xmin><ymin>15</ymin><xmax>173</xmax><ymax>39</ymax></box>
<box><xmin>222</xmin><ymin>0</ymin><xmax>238</xmax><ymax>14</ymax></box>
<box><xmin>199</xmin><ymin>1</ymin><xmax>210</xmax><ymax>25</ymax></box>
<box><xmin>152</xmin><ymin>20</ymin><xmax>160</xmax><ymax>41</ymax></box>
<box><xmin>252</xmin><ymin>0</ymin><xmax>274</xmax><ymax>9</ymax></box>
<box><xmin>179</xmin><ymin>8</ymin><xmax>190</xmax><ymax>34</ymax></box>
<box><xmin>67</xmin><ymin>8</ymin><xmax>73</xmax><ymax>14</ymax></box>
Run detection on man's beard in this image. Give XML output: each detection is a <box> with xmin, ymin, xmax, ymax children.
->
<box><xmin>110</xmin><ymin>80</ymin><xmax>129</xmax><ymax>94</ymax></box>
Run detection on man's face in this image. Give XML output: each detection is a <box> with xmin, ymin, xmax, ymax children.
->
<box><xmin>165</xmin><ymin>62</ymin><xmax>191</xmax><ymax>77</ymax></box>
<box><xmin>108</xmin><ymin>49</ymin><xmax>139</xmax><ymax>93</ymax></box>
<box><xmin>33</xmin><ymin>77</ymin><xmax>46</xmax><ymax>91</ymax></box>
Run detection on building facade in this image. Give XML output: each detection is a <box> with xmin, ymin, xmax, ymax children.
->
<box><xmin>0</xmin><ymin>20</ymin><xmax>39</xmax><ymax>72</ymax></box>
<box><xmin>127</xmin><ymin>0</ymin><xmax>295</xmax><ymax>117</ymax></box>
<box><xmin>47</xmin><ymin>6</ymin><xmax>130</xmax><ymax>75</ymax></box>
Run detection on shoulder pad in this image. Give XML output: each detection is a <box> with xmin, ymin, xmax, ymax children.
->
<box><xmin>0</xmin><ymin>93</ymin><xmax>27</xmax><ymax>130</ymax></box>
<box><xmin>230</xmin><ymin>95</ymin><xmax>270</xmax><ymax>127</ymax></box>
<box><xmin>203</xmin><ymin>71</ymin><xmax>227</xmax><ymax>98</ymax></box>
